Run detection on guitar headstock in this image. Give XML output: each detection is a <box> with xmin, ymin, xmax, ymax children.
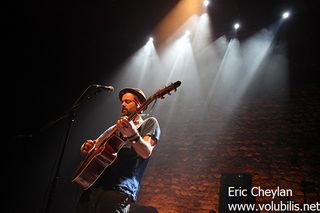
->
<box><xmin>154</xmin><ymin>81</ymin><xmax>182</xmax><ymax>99</ymax></box>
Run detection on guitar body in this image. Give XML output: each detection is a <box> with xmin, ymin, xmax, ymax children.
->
<box><xmin>72</xmin><ymin>134</ymin><xmax>126</xmax><ymax>189</ymax></box>
<box><xmin>71</xmin><ymin>81</ymin><xmax>181</xmax><ymax>189</ymax></box>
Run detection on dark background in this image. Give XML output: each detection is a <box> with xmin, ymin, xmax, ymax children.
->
<box><xmin>10</xmin><ymin>0</ymin><xmax>319</xmax><ymax>212</ymax></box>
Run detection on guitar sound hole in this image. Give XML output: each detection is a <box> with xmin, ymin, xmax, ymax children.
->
<box><xmin>108</xmin><ymin>135</ymin><xmax>125</xmax><ymax>152</ymax></box>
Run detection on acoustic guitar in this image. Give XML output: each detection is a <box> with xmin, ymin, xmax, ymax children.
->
<box><xmin>71</xmin><ymin>81</ymin><xmax>181</xmax><ymax>189</ymax></box>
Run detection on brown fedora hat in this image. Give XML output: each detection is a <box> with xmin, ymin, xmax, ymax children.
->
<box><xmin>119</xmin><ymin>87</ymin><xmax>147</xmax><ymax>104</ymax></box>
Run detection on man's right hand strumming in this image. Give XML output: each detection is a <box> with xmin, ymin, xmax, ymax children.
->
<box><xmin>80</xmin><ymin>140</ymin><xmax>96</xmax><ymax>156</ymax></box>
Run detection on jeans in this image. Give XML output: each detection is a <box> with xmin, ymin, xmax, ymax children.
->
<box><xmin>75</xmin><ymin>187</ymin><xmax>132</xmax><ymax>213</ymax></box>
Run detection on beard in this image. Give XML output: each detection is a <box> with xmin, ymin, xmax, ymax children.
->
<box><xmin>121</xmin><ymin>108</ymin><xmax>132</xmax><ymax>117</ymax></box>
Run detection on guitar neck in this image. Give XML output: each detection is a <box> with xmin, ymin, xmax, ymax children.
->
<box><xmin>95</xmin><ymin>95</ymin><xmax>155</xmax><ymax>148</ymax></box>
<box><xmin>128</xmin><ymin>95</ymin><xmax>155</xmax><ymax>120</ymax></box>
<box><xmin>94</xmin><ymin>80</ymin><xmax>181</xmax><ymax>148</ymax></box>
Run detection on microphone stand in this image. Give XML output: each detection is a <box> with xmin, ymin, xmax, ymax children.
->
<box><xmin>42</xmin><ymin>84</ymin><xmax>112</xmax><ymax>213</ymax></box>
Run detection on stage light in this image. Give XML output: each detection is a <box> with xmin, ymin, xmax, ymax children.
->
<box><xmin>203</xmin><ymin>0</ymin><xmax>210</xmax><ymax>7</ymax></box>
<box><xmin>233</xmin><ymin>22</ymin><xmax>240</xmax><ymax>30</ymax></box>
<box><xmin>184</xmin><ymin>30</ymin><xmax>191</xmax><ymax>37</ymax></box>
<box><xmin>282</xmin><ymin>11</ymin><xmax>290</xmax><ymax>19</ymax></box>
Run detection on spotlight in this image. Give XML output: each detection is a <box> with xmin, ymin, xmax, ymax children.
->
<box><xmin>145</xmin><ymin>37</ymin><xmax>154</xmax><ymax>46</ymax></box>
<box><xmin>203</xmin><ymin>0</ymin><xmax>210</xmax><ymax>7</ymax></box>
<box><xmin>282</xmin><ymin>11</ymin><xmax>290</xmax><ymax>19</ymax></box>
<box><xmin>233</xmin><ymin>22</ymin><xmax>240</xmax><ymax>30</ymax></box>
<box><xmin>184</xmin><ymin>30</ymin><xmax>191</xmax><ymax>37</ymax></box>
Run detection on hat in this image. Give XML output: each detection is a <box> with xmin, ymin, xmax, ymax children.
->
<box><xmin>119</xmin><ymin>87</ymin><xmax>147</xmax><ymax>104</ymax></box>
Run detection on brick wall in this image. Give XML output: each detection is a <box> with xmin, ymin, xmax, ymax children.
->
<box><xmin>134</xmin><ymin>84</ymin><xmax>320</xmax><ymax>213</ymax></box>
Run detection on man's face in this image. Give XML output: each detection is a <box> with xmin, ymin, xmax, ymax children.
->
<box><xmin>121</xmin><ymin>93</ymin><xmax>139</xmax><ymax>117</ymax></box>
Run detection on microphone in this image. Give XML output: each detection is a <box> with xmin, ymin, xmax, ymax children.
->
<box><xmin>92</xmin><ymin>84</ymin><xmax>114</xmax><ymax>92</ymax></box>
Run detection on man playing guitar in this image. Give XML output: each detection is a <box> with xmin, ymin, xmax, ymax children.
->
<box><xmin>74</xmin><ymin>87</ymin><xmax>161</xmax><ymax>213</ymax></box>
